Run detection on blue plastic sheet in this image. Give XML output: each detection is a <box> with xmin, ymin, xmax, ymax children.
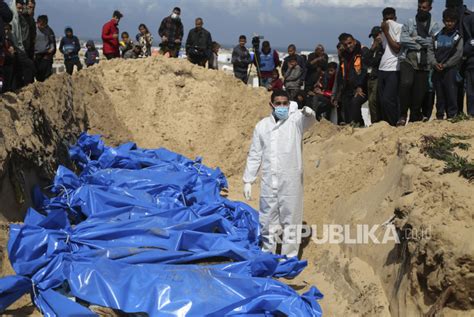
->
<box><xmin>0</xmin><ymin>133</ymin><xmax>323</xmax><ymax>316</ymax></box>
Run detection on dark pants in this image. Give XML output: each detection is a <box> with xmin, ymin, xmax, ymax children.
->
<box><xmin>367</xmin><ymin>78</ymin><xmax>380</xmax><ymax>123</ymax></box>
<box><xmin>433</xmin><ymin>67</ymin><xmax>458</xmax><ymax>119</ymax></box>
<box><xmin>34</xmin><ymin>55</ymin><xmax>53</xmax><ymax>82</ymax></box>
<box><xmin>15</xmin><ymin>51</ymin><xmax>35</xmax><ymax>88</ymax></box>
<box><xmin>104</xmin><ymin>53</ymin><xmax>119</xmax><ymax>60</ymax></box>
<box><xmin>65</xmin><ymin>58</ymin><xmax>83</xmax><ymax>75</ymax></box>
<box><xmin>422</xmin><ymin>91</ymin><xmax>435</xmax><ymax>120</ymax></box>
<box><xmin>341</xmin><ymin>88</ymin><xmax>366</xmax><ymax>126</ymax></box>
<box><xmin>309</xmin><ymin>95</ymin><xmax>332</xmax><ymax>121</ymax></box>
<box><xmin>234</xmin><ymin>71</ymin><xmax>249</xmax><ymax>84</ymax></box>
<box><xmin>457</xmin><ymin>79</ymin><xmax>465</xmax><ymax>115</ymax></box>
<box><xmin>466</xmin><ymin>69</ymin><xmax>474</xmax><ymax>116</ymax></box>
<box><xmin>378</xmin><ymin>70</ymin><xmax>400</xmax><ymax>126</ymax></box>
<box><xmin>399</xmin><ymin>63</ymin><xmax>428</xmax><ymax>122</ymax></box>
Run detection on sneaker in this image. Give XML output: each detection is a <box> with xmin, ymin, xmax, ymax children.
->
<box><xmin>422</xmin><ymin>117</ymin><xmax>429</xmax><ymax>122</ymax></box>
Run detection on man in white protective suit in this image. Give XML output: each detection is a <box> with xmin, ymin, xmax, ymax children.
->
<box><xmin>243</xmin><ymin>89</ymin><xmax>316</xmax><ymax>258</ymax></box>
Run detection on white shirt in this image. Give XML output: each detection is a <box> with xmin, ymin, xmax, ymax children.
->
<box><xmin>379</xmin><ymin>20</ymin><xmax>403</xmax><ymax>72</ymax></box>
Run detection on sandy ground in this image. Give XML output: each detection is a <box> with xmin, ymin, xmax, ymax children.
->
<box><xmin>0</xmin><ymin>56</ymin><xmax>473</xmax><ymax>316</ymax></box>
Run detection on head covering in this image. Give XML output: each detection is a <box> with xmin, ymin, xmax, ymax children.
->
<box><xmin>64</xmin><ymin>26</ymin><xmax>73</xmax><ymax>35</ymax></box>
<box><xmin>86</xmin><ymin>40</ymin><xmax>96</xmax><ymax>49</ymax></box>
<box><xmin>15</xmin><ymin>0</ymin><xmax>25</xmax><ymax>5</ymax></box>
<box><xmin>173</xmin><ymin>7</ymin><xmax>181</xmax><ymax>13</ymax></box>
<box><xmin>446</xmin><ymin>0</ymin><xmax>463</xmax><ymax>7</ymax></box>
<box><xmin>369</xmin><ymin>26</ymin><xmax>382</xmax><ymax>38</ymax></box>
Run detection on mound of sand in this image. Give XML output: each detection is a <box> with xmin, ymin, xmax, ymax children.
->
<box><xmin>0</xmin><ymin>56</ymin><xmax>472</xmax><ymax>316</ymax></box>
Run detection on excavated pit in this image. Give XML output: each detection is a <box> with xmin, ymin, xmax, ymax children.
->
<box><xmin>0</xmin><ymin>56</ymin><xmax>472</xmax><ymax>316</ymax></box>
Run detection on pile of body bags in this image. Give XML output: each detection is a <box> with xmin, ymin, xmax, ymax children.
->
<box><xmin>0</xmin><ymin>133</ymin><xmax>323</xmax><ymax>316</ymax></box>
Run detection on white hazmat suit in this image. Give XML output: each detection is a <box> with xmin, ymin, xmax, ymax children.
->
<box><xmin>243</xmin><ymin>104</ymin><xmax>316</xmax><ymax>258</ymax></box>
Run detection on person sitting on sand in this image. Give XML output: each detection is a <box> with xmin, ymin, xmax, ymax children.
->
<box><xmin>119</xmin><ymin>32</ymin><xmax>133</xmax><ymax>58</ymax></box>
<box><xmin>123</xmin><ymin>44</ymin><xmax>142</xmax><ymax>59</ymax></box>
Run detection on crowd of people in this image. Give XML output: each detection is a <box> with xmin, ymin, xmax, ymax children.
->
<box><xmin>0</xmin><ymin>0</ymin><xmax>473</xmax><ymax>125</ymax></box>
<box><xmin>233</xmin><ymin>0</ymin><xmax>474</xmax><ymax>126</ymax></box>
<box><xmin>0</xmin><ymin>3</ymin><xmax>221</xmax><ymax>93</ymax></box>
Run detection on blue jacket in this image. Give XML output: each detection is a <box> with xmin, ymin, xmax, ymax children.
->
<box><xmin>59</xmin><ymin>30</ymin><xmax>81</xmax><ymax>61</ymax></box>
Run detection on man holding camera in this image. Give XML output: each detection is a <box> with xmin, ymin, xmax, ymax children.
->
<box><xmin>185</xmin><ymin>17</ymin><xmax>212</xmax><ymax>67</ymax></box>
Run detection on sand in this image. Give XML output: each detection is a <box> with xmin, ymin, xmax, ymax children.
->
<box><xmin>0</xmin><ymin>56</ymin><xmax>473</xmax><ymax>316</ymax></box>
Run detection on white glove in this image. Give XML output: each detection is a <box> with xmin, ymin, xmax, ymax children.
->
<box><xmin>302</xmin><ymin>106</ymin><xmax>314</xmax><ymax>117</ymax></box>
<box><xmin>243</xmin><ymin>183</ymin><xmax>252</xmax><ymax>201</ymax></box>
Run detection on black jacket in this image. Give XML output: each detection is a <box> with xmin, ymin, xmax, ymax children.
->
<box><xmin>0</xmin><ymin>1</ymin><xmax>12</xmax><ymax>45</ymax></box>
<box><xmin>185</xmin><ymin>27</ymin><xmax>212</xmax><ymax>57</ymax></box>
<box><xmin>461</xmin><ymin>7</ymin><xmax>474</xmax><ymax>69</ymax></box>
<box><xmin>337</xmin><ymin>41</ymin><xmax>368</xmax><ymax>91</ymax></box>
<box><xmin>305</xmin><ymin>52</ymin><xmax>328</xmax><ymax>89</ymax></box>
<box><xmin>362</xmin><ymin>44</ymin><xmax>384</xmax><ymax>79</ymax></box>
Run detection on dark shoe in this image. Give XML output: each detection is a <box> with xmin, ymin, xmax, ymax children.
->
<box><xmin>396</xmin><ymin>118</ymin><xmax>407</xmax><ymax>127</ymax></box>
<box><xmin>422</xmin><ymin>117</ymin><xmax>430</xmax><ymax>122</ymax></box>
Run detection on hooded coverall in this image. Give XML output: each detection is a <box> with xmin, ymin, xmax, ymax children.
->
<box><xmin>243</xmin><ymin>105</ymin><xmax>316</xmax><ymax>258</ymax></box>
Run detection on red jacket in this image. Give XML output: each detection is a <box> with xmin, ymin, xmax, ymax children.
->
<box><xmin>102</xmin><ymin>19</ymin><xmax>119</xmax><ymax>56</ymax></box>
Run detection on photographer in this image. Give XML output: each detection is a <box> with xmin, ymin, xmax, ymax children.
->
<box><xmin>185</xmin><ymin>17</ymin><xmax>212</xmax><ymax>67</ymax></box>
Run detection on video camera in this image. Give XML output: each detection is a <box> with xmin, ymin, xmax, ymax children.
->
<box><xmin>252</xmin><ymin>35</ymin><xmax>264</xmax><ymax>51</ymax></box>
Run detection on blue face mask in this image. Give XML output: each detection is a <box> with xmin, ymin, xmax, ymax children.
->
<box><xmin>274</xmin><ymin>106</ymin><xmax>289</xmax><ymax>121</ymax></box>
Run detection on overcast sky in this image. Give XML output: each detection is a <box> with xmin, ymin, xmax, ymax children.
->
<box><xmin>34</xmin><ymin>0</ymin><xmax>474</xmax><ymax>52</ymax></box>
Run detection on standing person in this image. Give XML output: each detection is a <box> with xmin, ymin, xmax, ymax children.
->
<box><xmin>305</xmin><ymin>44</ymin><xmax>328</xmax><ymax>92</ymax></box>
<box><xmin>283</xmin><ymin>55</ymin><xmax>303</xmax><ymax>101</ymax></box>
<box><xmin>0</xmin><ymin>0</ymin><xmax>12</xmax><ymax>91</ymax></box>
<box><xmin>185</xmin><ymin>17</ymin><xmax>212</xmax><ymax>67</ymax></box>
<box><xmin>10</xmin><ymin>0</ymin><xmax>34</xmax><ymax>88</ymax></box>
<box><xmin>23</xmin><ymin>0</ymin><xmax>34</xmax><ymax>60</ymax></box>
<box><xmin>208</xmin><ymin>41</ymin><xmax>220</xmax><ymax>70</ymax></box>
<box><xmin>363</xmin><ymin>26</ymin><xmax>384</xmax><ymax>124</ymax></box>
<box><xmin>84</xmin><ymin>40</ymin><xmax>100</xmax><ymax>67</ymax></box>
<box><xmin>399</xmin><ymin>0</ymin><xmax>440</xmax><ymax>125</ymax></box>
<box><xmin>158</xmin><ymin>7</ymin><xmax>183</xmax><ymax>58</ymax></box>
<box><xmin>377</xmin><ymin>7</ymin><xmax>403</xmax><ymax>126</ymax></box>
<box><xmin>282</xmin><ymin>44</ymin><xmax>306</xmax><ymax>82</ymax></box>
<box><xmin>34</xmin><ymin>15</ymin><xmax>55</xmax><ymax>82</ymax></box>
<box><xmin>136</xmin><ymin>24</ymin><xmax>153</xmax><ymax>57</ymax></box>
<box><xmin>59</xmin><ymin>27</ymin><xmax>82</xmax><ymax>75</ymax></box>
<box><xmin>243</xmin><ymin>90</ymin><xmax>316</xmax><ymax>259</ymax></box>
<box><xmin>334</xmin><ymin>33</ymin><xmax>368</xmax><ymax>126</ymax></box>
<box><xmin>3</xmin><ymin>23</ymin><xmax>15</xmax><ymax>92</ymax></box>
<box><xmin>445</xmin><ymin>0</ymin><xmax>473</xmax><ymax>116</ymax></box>
<box><xmin>102</xmin><ymin>10</ymin><xmax>123</xmax><ymax>60</ymax></box>
<box><xmin>231</xmin><ymin>35</ymin><xmax>251</xmax><ymax>84</ymax></box>
<box><xmin>257</xmin><ymin>41</ymin><xmax>280</xmax><ymax>87</ymax></box>
<box><xmin>432</xmin><ymin>8</ymin><xmax>464</xmax><ymax>120</ymax></box>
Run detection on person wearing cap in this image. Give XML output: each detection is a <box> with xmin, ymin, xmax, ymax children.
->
<box><xmin>158</xmin><ymin>7</ymin><xmax>184</xmax><ymax>58</ymax></box>
<box><xmin>363</xmin><ymin>26</ymin><xmax>384</xmax><ymax>124</ymax></box>
<box><xmin>102</xmin><ymin>10</ymin><xmax>123</xmax><ymax>60</ymax></box>
<box><xmin>59</xmin><ymin>26</ymin><xmax>82</xmax><ymax>75</ymax></box>
<box><xmin>445</xmin><ymin>0</ymin><xmax>474</xmax><ymax>117</ymax></box>
<box><xmin>398</xmin><ymin>0</ymin><xmax>440</xmax><ymax>125</ymax></box>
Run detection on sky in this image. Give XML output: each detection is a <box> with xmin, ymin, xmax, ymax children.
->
<box><xmin>33</xmin><ymin>0</ymin><xmax>474</xmax><ymax>52</ymax></box>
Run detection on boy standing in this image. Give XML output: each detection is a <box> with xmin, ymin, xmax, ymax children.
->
<box><xmin>59</xmin><ymin>27</ymin><xmax>82</xmax><ymax>75</ymax></box>
<box><xmin>284</xmin><ymin>55</ymin><xmax>303</xmax><ymax>101</ymax></box>
<box><xmin>432</xmin><ymin>8</ymin><xmax>464</xmax><ymax>119</ymax></box>
<box><xmin>231</xmin><ymin>35</ymin><xmax>252</xmax><ymax>84</ymax></box>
